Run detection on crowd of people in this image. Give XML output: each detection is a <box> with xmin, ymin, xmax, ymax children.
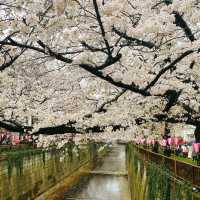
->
<box><xmin>135</xmin><ymin>136</ymin><xmax>200</xmax><ymax>165</ymax></box>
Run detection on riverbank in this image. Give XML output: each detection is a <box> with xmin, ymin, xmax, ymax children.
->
<box><xmin>132</xmin><ymin>143</ymin><xmax>200</xmax><ymax>188</ymax></box>
<box><xmin>126</xmin><ymin>143</ymin><xmax>200</xmax><ymax>200</ymax></box>
<box><xmin>0</xmin><ymin>142</ymin><xmax>108</xmax><ymax>200</ymax></box>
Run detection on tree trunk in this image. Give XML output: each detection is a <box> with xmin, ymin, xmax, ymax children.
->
<box><xmin>164</xmin><ymin>122</ymin><xmax>170</xmax><ymax>138</ymax></box>
<box><xmin>194</xmin><ymin>123</ymin><xmax>200</xmax><ymax>142</ymax></box>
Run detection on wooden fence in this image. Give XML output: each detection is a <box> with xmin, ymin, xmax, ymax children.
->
<box><xmin>134</xmin><ymin>145</ymin><xmax>200</xmax><ymax>188</ymax></box>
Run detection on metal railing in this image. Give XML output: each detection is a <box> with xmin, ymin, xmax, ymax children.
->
<box><xmin>134</xmin><ymin>145</ymin><xmax>200</xmax><ymax>188</ymax></box>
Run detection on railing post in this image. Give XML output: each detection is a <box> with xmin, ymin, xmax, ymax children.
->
<box><xmin>174</xmin><ymin>159</ymin><xmax>177</xmax><ymax>176</ymax></box>
<box><xmin>192</xmin><ymin>166</ymin><xmax>194</xmax><ymax>186</ymax></box>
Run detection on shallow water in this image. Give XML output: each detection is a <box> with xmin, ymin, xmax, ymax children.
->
<box><xmin>64</xmin><ymin>144</ymin><xmax>131</xmax><ymax>200</ymax></box>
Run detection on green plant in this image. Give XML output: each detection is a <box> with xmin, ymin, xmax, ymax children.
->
<box><xmin>126</xmin><ymin>144</ymin><xmax>194</xmax><ymax>200</ymax></box>
<box><xmin>66</xmin><ymin>141</ymin><xmax>75</xmax><ymax>161</ymax></box>
<box><xmin>6</xmin><ymin>149</ymin><xmax>44</xmax><ymax>178</ymax></box>
<box><xmin>88</xmin><ymin>141</ymin><xmax>97</xmax><ymax>160</ymax></box>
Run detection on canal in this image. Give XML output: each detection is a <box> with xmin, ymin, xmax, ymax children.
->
<box><xmin>1</xmin><ymin>143</ymin><xmax>199</xmax><ymax>200</ymax></box>
<box><xmin>63</xmin><ymin>144</ymin><xmax>131</xmax><ymax>200</ymax></box>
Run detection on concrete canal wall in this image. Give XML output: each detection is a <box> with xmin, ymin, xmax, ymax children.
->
<box><xmin>126</xmin><ymin>144</ymin><xmax>200</xmax><ymax>200</ymax></box>
<box><xmin>0</xmin><ymin>143</ymin><xmax>105</xmax><ymax>200</ymax></box>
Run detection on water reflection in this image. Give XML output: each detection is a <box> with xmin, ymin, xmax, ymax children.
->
<box><xmin>64</xmin><ymin>145</ymin><xmax>131</xmax><ymax>200</ymax></box>
<box><xmin>94</xmin><ymin>145</ymin><xmax>127</xmax><ymax>173</ymax></box>
<box><xmin>64</xmin><ymin>174</ymin><xmax>130</xmax><ymax>200</ymax></box>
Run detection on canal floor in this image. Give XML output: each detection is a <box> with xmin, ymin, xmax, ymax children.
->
<box><xmin>63</xmin><ymin>144</ymin><xmax>131</xmax><ymax>200</ymax></box>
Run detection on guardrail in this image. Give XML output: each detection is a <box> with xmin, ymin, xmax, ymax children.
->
<box><xmin>0</xmin><ymin>143</ymin><xmax>36</xmax><ymax>152</ymax></box>
<box><xmin>133</xmin><ymin>144</ymin><xmax>200</xmax><ymax>188</ymax></box>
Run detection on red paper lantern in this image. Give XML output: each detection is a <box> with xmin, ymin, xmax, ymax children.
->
<box><xmin>167</xmin><ymin>138</ymin><xmax>174</xmax><ymax>145</ymax></box>
<box><xmin>174</xmin><ymin>137</ymin><xmax>180</xmax><ymax>146</ymax></box>
<box><xmin>193</xmin><ymin>143</ymin><xmax>200</xmax><ymax>153</ymax></box>
<box><xmin>151</xmin><ymin>139</ymin><xmax>155</xmax><ymax>145</ymax></box>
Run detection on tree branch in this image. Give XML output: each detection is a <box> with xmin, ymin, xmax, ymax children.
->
<box><xmin>0</xmin><ymin>49</ymin><xmax>26</xmax><ymax>71</ymax></box>
<box><xmin>0</xmin><ymin>119</ymin><xmax>24</xmax><ymax>132</ymax></box>
<box><xmin>0</xmin><ymin>38</ymin><xmax>73</xmax><ymax>64</ymax></box>
<box><xmin>144</xmin><ymin>49</ymin><xmax>196</xmax><ymax>91</ymax></box>
<box><xmin>173</xmin><ymin>11</ymin><xmax>196</xmax><ymax>42</ymax></box>
<box><xmin>112</xmin><ymin>27</ymin><xmax>156</xmax><ymax>49</ymax></box>
<box><xmin>37</xmin><ymin>40</ymin><xmax>73</xmax><ymax>63</ymax></box>
<box><xmin>95</xmin><ymin>89</ymin><xmax>127</xmax><ymax>113</ymax></box>
<box><xmin>92</xmin><ymin>0</ymin><xmax>112</xmax><ymax>56</ymax></box>
<box><xmin>79</xmin><ymin>63</ymin><xmax>150</xmax><ymax>96</ymax></box>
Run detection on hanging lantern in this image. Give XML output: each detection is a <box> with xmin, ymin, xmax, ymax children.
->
<box><xmin>192</xmin><ymin>143</ymin><xmax>200</xmax><ymax>153</ymax></box>
<box><xmin>167</xmin><ymin>138</ymin><xmax>173</xmax><ymax>145</ymax></box>
<box><xmin>141</xmin><ymin>139</ymin><xmax>145</xmax><ymax>144</ymax></box>
<box><xmin>161</xmin><ymin>139</ymin><xmax>167</xmax><ymax>147</ymax></box>
<box><xmin>174</xmin><ymin>137</ymin><xmax>180</xmax><ymax>146</ymax></box>
<box><xmin>151</xmin><ymin>139</ymin><xmax>155</xmax><ymax>145</ymax></box>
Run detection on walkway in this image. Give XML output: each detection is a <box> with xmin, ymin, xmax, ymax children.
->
<box><xmin>64</xmin><ymin>144</ymin><xmax>131</xmax><ymax>200</ymax></box>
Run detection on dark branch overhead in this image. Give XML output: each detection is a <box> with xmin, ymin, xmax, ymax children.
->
<box><xmin>144</xmin><ymin>50</ymin><xmax>196</xmax><ymax>91</ymax></box>
<box><xmin>33</xmin><ymin>122</ymin><xmax>129</xmax><ymax>135</ymax></box>
<box><xmin>112</xmin><ymin>27</ymin><xmax>156</xmax><ymax>49</ymax></box>
<box><xmin>0</xmin><ymin>38</ymin><xmax>73</xmax><ymax>64</ymax></box>
<box><xmin>33</xmin><ymin>124</ymin><xmax>80</xmax><ymax>135</ymax></box>
<box><xmin>136</xmin><ymin>113</ymin><xmax>200</xmax><ymax>126</ymax></box>
<box><xmin>0</xmin><ymin>49</ymin><xmax>26</xmax><ymax>71</ymax></box>
<box><xmin>136</xmin><ymin>113</ymin><xmax>200</xmax><ymax>141</ymax></box>
<box><xmin>1</xmin><ymin>36</ymin><xmax>198</xmax><ymax>98</ymax></box>
<box><xmin>92</xmin><ymin>0</ymin><xmax>112</xmax><ymax>56</ymax></box>
<box><xmin>79</xmin><ymin>63</ymin><xmax>150</xmax><ymax>96</ymax></box>
<box><xmin>96</xmin><ymin>53</ymin><xmax>122</xmax><ymax>70</ymax></box>
<box><xmin>164</xmin><ymin>0</ymin><xmax>173</xmax><ymax>5</ymax></box>
<box><xmin>153</xmin><ymin>2</ymin><xmax>196</xmax><ymax>42</ymax></box>
<box><xmin>173</xmin><ymin>11</ymin><xmax>196</xmax><ymax>42</ymax></box>
<box><xmin>0</xmin><ymin>120</ymin><xmax>24</xmax><ymax>132</ymax></box>
<box><xmin>95</xmin><ymin>89</ymin><xmax>127</xmax><ymax>113</ymax></box>
<box><xmin>162</xmin><ymin>89</ymin><xmax>182</xmax><ymax>113</ymax></box>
